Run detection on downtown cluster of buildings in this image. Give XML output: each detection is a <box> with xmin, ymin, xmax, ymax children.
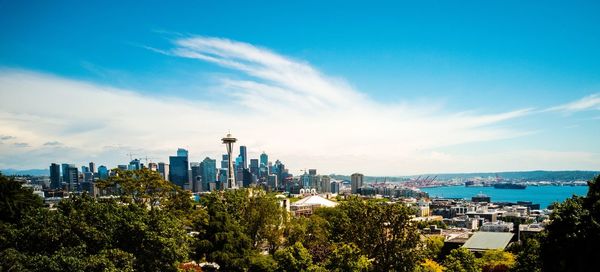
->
<box><xmin>46</xmin><ymin>140</ymin><xmax>351</xmax><ymax>196</ymax></box>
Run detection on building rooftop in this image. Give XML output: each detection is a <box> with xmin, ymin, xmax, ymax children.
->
<box><xmin>462</xmin><ymin>232</ymin><xmax>514</xmax><ymax>252</ymax></box>
<box><xmin>292</xmin><ymin>195</ymin><xmax>338</xmax><ymax>208</ymax></box>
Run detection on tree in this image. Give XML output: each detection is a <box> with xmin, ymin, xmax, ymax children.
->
<box><xmin>423</xmin><ymin>235</ymin><xmax>445</xmax><ymax>261</ymax></box>
<box><xmin>273</xmin><ymin>242</ymin><xmax>314</xmax><ymax>272</ymax></box>
<box><xmin>96</xmin><ymin>168</ymin><xmax>174</xmax><ymax>208</ymax></box>
<box><xmin>320</xmin><ymin>198</ymin><xmax>423</xmax><ymax>271</ymax></box>
<box><xmin>415</xmin><ymin>259</ymin><xmax>445</xmax><ymax>272</ymax></box>
<box><xmin>541</xmin><ymin>175</ymin><xmax>600</xmax><ymax>272</ymax></box>
<box><xmin>0</xmin><ymin>172</ymin><xmax>43</xmax><ymax>223</ymax></box>
<box><xmin>443</xmin><ymin>248</ymin><xmax>480</xmax><ymax>272</ymax></box>
<box><xmin>195</xmin><ymin>192</ymin><xmax>254</xmax><ymax>271</ymax></box>
<box><xmin>0</xmin><ymin>195</ymin><xmax>189</xmax><ymax>272</ymax></box>
<box><xmin>508</xmin><ymin>236</ymin><xmax>541</xmax><ymax>272</ymax></box>
<box><xmin>325</xmin><ymin>243</ymin><xmax>371</xmax><ymax>272</ymax></box>
<box><xmin>477</xmin><ymin>249</ymin><xmax>515</xmax><ymax>272</ymax></box>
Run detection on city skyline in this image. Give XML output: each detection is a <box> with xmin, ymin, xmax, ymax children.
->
<box><xmin>1</xmin><ymin>1</ymin><xmax>600</xmax><ymax>175</ymax></box>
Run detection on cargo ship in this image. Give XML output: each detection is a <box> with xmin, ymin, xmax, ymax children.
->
<box><xmin>493</xmin><ymin>183</ymin><xmax>526</xmax><ymax>189</ymax></box>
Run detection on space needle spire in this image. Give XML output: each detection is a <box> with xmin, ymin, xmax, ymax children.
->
<box><xmin>221</xmin><ymin>132</ymin><xmax>237</xmax><ymax>189</ymax></box>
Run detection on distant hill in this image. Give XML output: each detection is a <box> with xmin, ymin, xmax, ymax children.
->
<box><xmin>330</xmin><ymin>170</ymin><xmax>600</xmax><ymax>183</ymax></box>
<box><xmin>0</xmin><ymin>168</ymin><xmax>49</xmax><ymax>176</ymax></box>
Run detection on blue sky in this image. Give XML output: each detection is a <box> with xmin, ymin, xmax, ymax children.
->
<box><xmin>0</xmin><ymin>1</ymin><xmax>599</xmax><ymax>174</ymax></box>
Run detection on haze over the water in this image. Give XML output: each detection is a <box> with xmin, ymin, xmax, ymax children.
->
<box><xmin>1</xmin><ymin>1</ymin><xmax>599</xmax><ymax>175</ymax></box>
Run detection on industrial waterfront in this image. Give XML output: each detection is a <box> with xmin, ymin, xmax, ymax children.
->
<box><xmin>421</xmin><ymin>185</ymin><xmax>589</xmax><ymax>209</ymax></box>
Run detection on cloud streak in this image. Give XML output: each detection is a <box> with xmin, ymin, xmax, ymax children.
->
<box><xmin>2</xmin><ymin>36</ymin><xmax>595</xmax><ymax>174</ymax></box>
<box><xmin>547</xmin><ymin>93</ymin><xmax>600</xmax><ymax>113</ymax></box>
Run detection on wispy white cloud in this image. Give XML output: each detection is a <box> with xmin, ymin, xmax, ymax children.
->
<box><xmin>0</xmin><ymin>36</ymin><xmax>568</xmax><ymax>174</ymax></box>
<box><xmin>547</xmin><ymin>93</ymin><xmax>600</xmax><ymax>113</ymax></box>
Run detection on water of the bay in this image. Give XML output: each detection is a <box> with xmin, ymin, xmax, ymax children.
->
<box><xmin>420</xmin><ymin>185</ymin><xmax>588</xmax><ymax>209</ymax></box>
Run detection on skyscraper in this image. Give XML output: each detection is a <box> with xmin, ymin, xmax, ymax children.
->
<box><xmin>331</xmin><ymin>181</ymin><xmax>340</xmax><ymax>194</ymax></box>
<box><xmin>222</xmin><ymin>133</ymin><xmax>237</xmax><ymax>189</ymax></box>
<box><xmin>158</xmin><ymin>162</ymin><xmax>169</xmax><ymax>181</ymax></box>
<box><xmin>89</xmin><ymin>162</ymin><xmax>96</xmax><ymax>173</ymax></box>
<box><xmin>260</xmin><ymin>152</ymin><xmax>268</xmax><ymax>167</ymax></box>
<box><xmin>67</xmin><ymin>164</ymin><xmax>79</xmax><ymax>191</ymax></box>
<box><xmin>49</xmin><ymin>163</ymin><xmax>61</xmax><ymax>189</ymax></box>
<box><xmin>97</xmin><ymin>165</ymin><xmax>109</xmax><ymax>180</ymax></box>
<box><xmin>268</xmin><ymin>174</ymin><xmax>278</xmax><ymax>191</ymax></box>
<box><xmin>190</xmin><ymin>162</ymin><xmax>201</xmax><ymax>192</ymax></box>
<box><xmin>200</xmin><ymin>157</ymin><xmax>217</xmax><ymax>191</ymax></box>
<box><xmin>321</xmin><ymin>176</ymin><xmax>331</xmax><ymax>193</ymax></box>
<box><xmin>177</xmin><ymin>148</ymin><xmax>188</xmax><ymax>157</ymax></box>
<box><xmin>221</xmin><ymin>154</ymin><xmax>229</xmax><ymax>169</ymax></box>
<box><xmin>128</xmin><ymin>159</ymin><xmax>141</xmax><ymax>170</ymax></box>
<box><xmin>351</xmin><ymin>173</ymin><xmax>364</xmax><ymax>194</ymax></box>
<box><xmin>61</xmin><ymin>163</ymin><xmax>69</xmax><ymax>185</ymax></box>
<box><xmin>169</xmin><ymin>149</ymin><xmax>189</xmax><ymax>188</ymax></box>
<box><xmin>250</xmin><ymin>159</ymin><xmax>259</xmax><ymax>177</ymax></box>
<box><xmin>239</xmin><ymin>145</ymin><xmax>247</xmax><ymax>169</ymax></box>
<box><xmin>259</xmin><ymin>152</ymin><xmax>269</xmax><ymax>179</ymax></box>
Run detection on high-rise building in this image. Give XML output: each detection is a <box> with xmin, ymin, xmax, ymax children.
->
<box><xmin>259</xmin><ymin>153</ymin><xmax>269</xmax><ymax>179</ymax></box>
<box><xmin>235</xmin><ymin>155</ymin><xmax>244</xmax><ymax>182</ymax></box>
<box><xmin>169</xmin><ymin>149</ymin><xmax>189</xmax><ymax>188</ymax></box>
<box><xmin>67</xmin><ymin>164</ymin><xmax>79</xmax><ymax>191</ymax></box>
<box><xmin>239</xmin><ymin>146</ymin><xmax>247</xmax><ymax>169</ymax></box>
<box><xmin>308</xmin><ymin>169</ymin><xmax>317</xmax><ymax>176</ymax></box>
<box><xmin>200</xmin><ymin>157</ymin><xmax>217</xmax><ymax>191</ymax></box>
<box><xmin>242</xmin><ymin>169</ymin><xmax>253</xmax><ymax>188</ymax></box>
<box><xmin>61</xmin><ymin>163</ymin><xmax>69</xmax><ymax>185</ymax></box>
<box><xmin>320</xmin><ymin>176</ymin><xmax>331</xmax><ymax>193</ymax></box>
<box><xmin>351</xmin><ymin>173</ymin><xmax>364</xmax><ymax>194</ymax></box>
<box><xmin>268</xmin><ymin>174</ymin><xmax>278</xmax><ymax>191</ymax></box>
<box><xmin>222</xmin><ymin>133</ymin><xmax>237</xmax><ymax>189</ymax></box>
<box><xmin>97</xmin><ymin>165</ymin><xmax>109</xmax><ymax>180</ymax></box>
<box><xmin>300</xmin><ymin>172</ymin><xmax>310</xmax><ymax>189</ymax></box>
<box><xmin>128</xmin><ymin>159</ymin><xmax>141</xmax><ymax>170</ymax></box>
<box><xmin>260</xmin><ymin>152</ymin><xmax>268</xmax><ymax>167</ymax></box>
<box><xmin>331</xmin><ymin>181</ymin><xmax>340</xmax><ymax>194</ymax></box>
<box><xmin>117</xmin><ymin>165</ymin><xmax>128</xmax><ymax>170</ymax></box>
<box><xmin>49</xmin><ymin>163</ymin><xmax>61</xmax><ymax>189</ymax></box>
<box><xmin>89</xmin><ymin>162</ymin><xmax>96</xmax><ymax>173</ymax></box>
<box><xmin>250</xmin><ymin>159</ymin><xmax>259</xmax><ymax>176</ymax></box>
<box><xmin>158</xmin><ymin>162</ymin><xmax>169</xmax><ymax>181</ymax></box>
<box><xmin>177</xmin><ymin>148</ymin><xmax>188</xmax><ymax>157</ymax></box>
<box><xmin>147</xmin><ymin>162</ymin><xmax>158</xmax><ymax>172</ymax></box>
<box><xmin>81</xmin><ymin>166</ymin><xmax>89</xmax><ymax>173</ymax></box>
<box><xmin>190</xmin><ymin>162</ymin><xmax>202</xmax><ymax>192</ymax></box>
<box><xmin>218</xmin><ymin>168</ymin><xmax>227</xmax><ymax>190</ymax></box>
<box><xmin>221</xmin><ymin>154</ymin><xmax>229</xmax><ymax>169</ymax></box>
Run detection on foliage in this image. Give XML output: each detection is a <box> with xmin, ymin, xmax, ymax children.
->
<box><xmin>319</xmin><ymin>197</ymin><xmax>423</xmax><ymax>271</ymax></box>
<box><xmin>0</xmin><ymin>172</ymin><xmax>43</xmax><ymax>223</ymax></box>
<box><xmin>194</xmin><ymin>189</ymin><xmax>288</xmax><ymax>270</ymax></box>
<box><xmin>423</xmin><ymin>235</ymin><xmax>445</xmax><ymax>261</ymax></box>
<box><xmin>508</xmin><ymin>236</ymin><xmax>541</xmax><ymax>272</ymax></box>
<box><xmin>415</xmin><ymin>259</ymin><xmax>445</xmax><ymax>272</ymax></box>
<box><xmin>443</xmin><ymin>248</ymin><xmax>480</xmax><ymax>272</ymax></box>
<box><xmin>273</xmin><ymin>242</ymin><xmax>314</xmax><ymax>272</ymax></box>
<box><xmin>96</xmin><ymin>168</ymin><xmax>175</xmax><ymax>208</ymax></box>
<box><xmin>0</xmin><ymin>195</ymin><xmax>189</xmax><ymax>272</ymax></box>
<box><xmin>477</xmin><ymin>249</ymin><xmax>515</xmax><ymax>272</ymax></box>
<box><xmin>541</xmin><ymin>174</ymin><xmax>600</xmax><ymax>272</ymax></box>
<box><xmin>325</xmin><ymin>242</ymin><xmax>372</xmax><ymax>272</ymax></box>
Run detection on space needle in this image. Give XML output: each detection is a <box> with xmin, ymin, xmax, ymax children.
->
<box><xmin>221</xmin><ymin>133</ymin><xmax>237</xmax><ymax>189</ymax></box>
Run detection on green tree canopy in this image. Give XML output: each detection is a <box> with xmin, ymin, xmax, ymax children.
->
<box><xmin>0</xmin><ymin>172</ymin><xmax>43</xmax><ymax>223</ymax></box>
<box><xmin>541</xmin><ymin>175</ymin><xmax>600</xmax><ymax>272</ymax></box>
<box><xmin>0</xmin><ymin>195</ymin><xmax>189</xmax><ymax>272</ymax></box>
<box><xmin>443</xmin><ymin>248</ymin><xmax>480</xmax><ymax>272</ymax></box>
